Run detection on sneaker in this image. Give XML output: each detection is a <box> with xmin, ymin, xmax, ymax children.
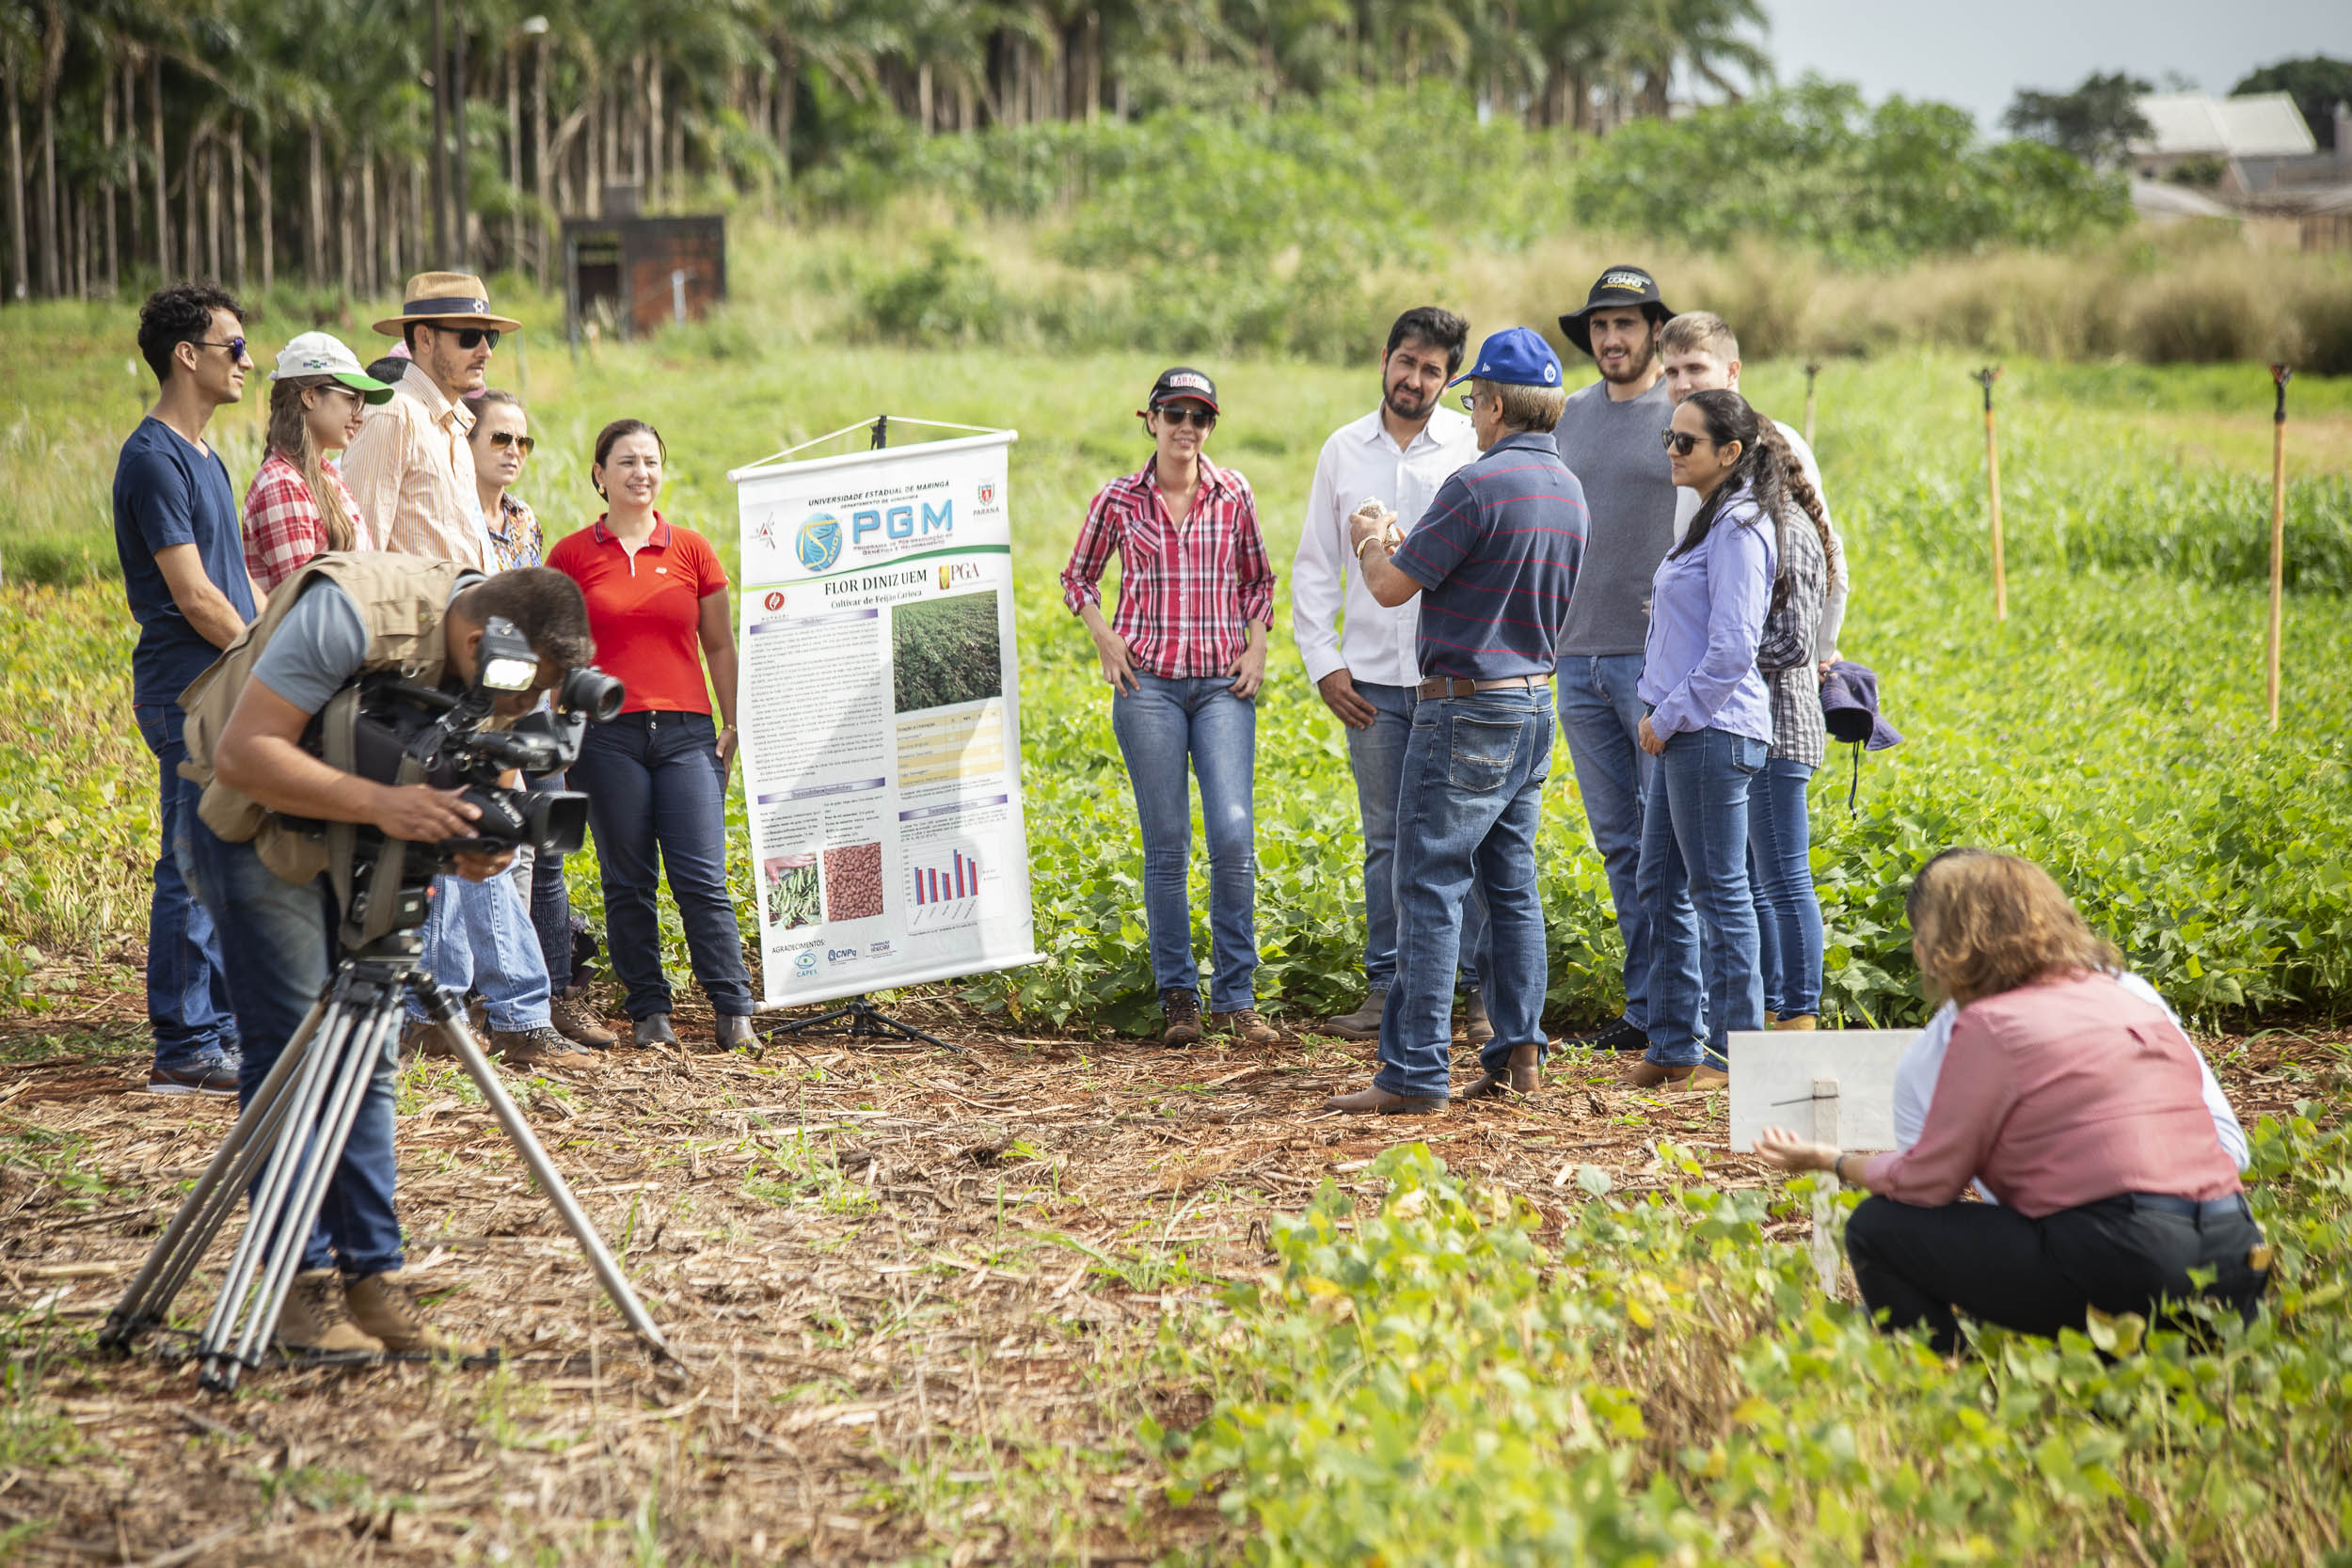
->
<box><xmin>549</xmin><ymin>993</ymin><xmax>619</xmax><ymax>1048</ymax></box>
<box><xmin>1461</xmin><ymin>990</ymin><xmax>1493</xmax><ymax>1047</ymax></box>
<box><xmin>488</xmin><ymin>1025</ymin><xmax>598</xmax><ymax>1071</ymax></box>
<box><xmin>274</xmin><ymin>1269</ymin><xmax>384</xmax><ymax>1354</ymax></box>
<box><xmin>1160</xmin><ymin>990</ymin><xmax>1202</xmax><ymax>1048</ymax></box>
<box><xmin>1322</xmin><ymin>990</ymin><xmax>1388</xmax><ymax>1040</ymax></box>
<box><xmin>1210</xmin><ymin>1008</ymin><xmax>1283</xmax><ymax>1047</ymax></box>
<box><xmin>1564</xmin><ymin>1016</ymin><xmax>1649</xmax><ymax>1053</ymax></box>
<box><xmin>147</xmin><ymin>1055</ymin><xmax>240</xmax><ymax>1097</ymax></box>
<box><xmin>343</xmin><ymin>1270</ymin><xmax>485</xmax><ymax>1357</ymax></box>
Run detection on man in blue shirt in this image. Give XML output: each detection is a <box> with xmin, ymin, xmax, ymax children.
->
<box><xmin>113</xmin><ymin>284</ymin><xmax>267</xmax><ymax>1096</ymax></box>
<box><xmin>1324</xmin><ymin>328</ymin><xmax>1587</xmax><ymax>1114</ymax></box>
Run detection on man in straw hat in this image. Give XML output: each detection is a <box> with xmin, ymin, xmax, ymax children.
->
<box><xmin>344</xmin><ymin>273</ymin><xmax>595</xmax><ymax>1072</ymax></box>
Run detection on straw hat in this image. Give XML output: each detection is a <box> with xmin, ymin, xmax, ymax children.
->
<box><xmin>372</xmin><ymin>270</ymin><xmax>522</xmax><ymax>337</ymax></box>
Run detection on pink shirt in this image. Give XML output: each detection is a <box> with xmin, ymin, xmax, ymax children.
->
<box><xmin>1858</xmin><ymin>971</ymin><xmax>2241</xmax><ymax>1218</ymax></box>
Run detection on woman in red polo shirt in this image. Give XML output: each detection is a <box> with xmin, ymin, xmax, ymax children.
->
<box><xmin>547</xmin><ymin>419</ymin><xmax>755</xmax><ymax>1052</ymax></box>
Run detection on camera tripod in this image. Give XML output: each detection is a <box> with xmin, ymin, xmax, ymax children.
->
<box><xmin>102</xmin><ymin>932</ymin><xmax>671</xmax><ymax>1392</ymax></box>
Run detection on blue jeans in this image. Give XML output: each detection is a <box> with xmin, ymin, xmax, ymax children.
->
<box><xmin>1344</xmin><ymin>682</ymin><xmax>1486</xmax><ymax>995</ymax></box>
<box><xmin>183</xmin><ymin>815</ymin><xmax>403</xmax><ymax>1277</ymax></box>
<box><xmin>134</xmin><ymin>704</ymin><xmax>239</xmax><ymax>1069</ymax></box>
<box><xmin>1747</xmin><ymin>758</ymin><xmax>1822</xmax><ymax>1019</ymax></box>
<box><xmin>1638</xmin><ymin>725</ymin><xmax>1767</xmax><ymax>1068</ymax></box>
<box><xmin>1556</xmin><ymin>655</ymin><xmax>1657</xmax><ymax>1031</ymax></box>
<box><xmin>570</xmin><ymin>711</ymin><xmax>754</xmax><ymax>1020</ymax></box>
<box><xmin>405</xmin><ymin>872</ymin><xmax>551</xmax><ymax>1030</ymax></box>
<box><xmin>1110</xmin><ymin>674</ymin><xmax>1258</xmax><ymax>1010</ymax></box>
<box><xmin>1374</xmin><ymin>689</ymin><xmax>1552</xmax><ymax>1101</ymax></box>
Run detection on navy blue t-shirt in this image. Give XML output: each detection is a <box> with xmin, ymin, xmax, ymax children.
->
<box><xmin>1392</xmin><ymin>430</ymin><xmax>1587</xmax><ymax>682</ymax></box>
<box><xmin>113</xmin><ymin>417</ymin><xmax>257</xmax><ymax>707</ymax></box>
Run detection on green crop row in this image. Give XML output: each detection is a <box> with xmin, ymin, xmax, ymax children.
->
<box><xmin>1155</xmin><ymin>1106</ymin><xmax>2352</xmax><ymax>1565</ymax></box>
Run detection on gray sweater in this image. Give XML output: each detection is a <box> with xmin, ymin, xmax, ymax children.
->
<box><xmin>1553</xmin><ymin>376</ymin><xmax>1678</xmax><ymax>657</ymax></box>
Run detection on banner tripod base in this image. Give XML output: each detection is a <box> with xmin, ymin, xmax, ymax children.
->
<box><xmin>763</xmin><ymin>995</ymin><xmax>963</xmax><ymax>1055</ymax></box>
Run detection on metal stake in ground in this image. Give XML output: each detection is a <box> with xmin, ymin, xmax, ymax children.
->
<box><xmin>1804</xmin><ymin>361</ymin><xmax>1821</xmax><ymax>451</ymax></box>
<box><xmin>2267</xmin><ymin>363</ymin><xmax>2292</xmax><ymax>730</ymax></box>
<box><xmin>1974</xmin><ymin>367</ymin><xmax>2006</xmax><ymax>623</ymax></box>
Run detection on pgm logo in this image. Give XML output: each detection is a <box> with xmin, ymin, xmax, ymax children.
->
<box><xmin>763</xmin><ymin>590</ymin><xmax>787</xmax><ymax>611</ymax></box>
<box><xmin>977</xmin><ymin>483</ymin><xmax>996</xmax><ymax>506</ymax></box>
<box><xmin>796</xmin><ymin>513</ymin><xmax>843</xmax><ymax>572</ymax></box>
<box><xmin>938</xmin><ymin>562</ymin><xmax>981</xmax><ymax>591</ymax></box>
<box><xmin>792</xmin><ymin>950</ymin><xmax>818</xmax><ymax>974</ymax></box>
<box><xmin>850</xmin><ymin>499</ymin><xmax>952</xmax><ymax>547</ymax></box>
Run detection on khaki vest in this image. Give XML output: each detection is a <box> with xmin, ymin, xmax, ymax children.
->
<box><xmin>180</xmin><ymin>551</ymin><xmax>473</xmax><ymax>883</ymax></box>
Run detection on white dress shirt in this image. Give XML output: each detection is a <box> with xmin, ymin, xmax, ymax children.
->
<box><xmin>1292</xmin><ymin>404</ymin><xmax>1481</xmax><ymax>688</ymax></box>
<box><xmin>1673</xmin><ymin>420</ymin><xmax>1850</xmax><ymax>662</ymax></box>
<box><xmin>1892</xmin><ymin>971</ymin><xmax>2249</xmax><ymax>1204</ymax></box>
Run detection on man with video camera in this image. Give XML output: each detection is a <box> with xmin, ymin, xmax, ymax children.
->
<box><xmin>178</xmin><ymin>554</ymin><xmax>596</xmax><ymax>1354</ymax></box>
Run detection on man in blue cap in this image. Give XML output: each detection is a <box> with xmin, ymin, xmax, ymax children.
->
<box><xmin>1325</xmin><ymin>327</ymin><xmax>1588</xmax><ymax>1114</ymax></box>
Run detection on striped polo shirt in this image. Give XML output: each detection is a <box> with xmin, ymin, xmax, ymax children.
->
<box><xmin>1390</xmin><ymin>430</ymin><xmax>1586</xmax><ymax>683</ymax></box>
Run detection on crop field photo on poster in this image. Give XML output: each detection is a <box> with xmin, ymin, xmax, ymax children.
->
<box><xmin>891</xmin><ymin>591</ymin><xmax>1004</xmax><ymax>714</ymax></box>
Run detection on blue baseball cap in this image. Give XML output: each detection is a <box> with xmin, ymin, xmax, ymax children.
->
<box><xmin>1445</xmin><ymin>326</ymin><xmax>1563</xmax><ymax>390</ymax></box>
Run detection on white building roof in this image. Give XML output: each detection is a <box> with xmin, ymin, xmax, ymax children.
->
<box><xmin>2129</xmin><ymin>179</ymin><xmax>2236</xmax><ymax>219</ymax></box>
<box><xmin>2135</xmin><ymin>92</ymin><xmax>2316</xmax><ymax>158</ymax></box>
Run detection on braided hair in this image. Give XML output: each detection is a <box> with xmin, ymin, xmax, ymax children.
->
<box><xmin>1673</xmin><ymin>389</ymin><xmax>1838</xmax><ymax>610</ymax></box>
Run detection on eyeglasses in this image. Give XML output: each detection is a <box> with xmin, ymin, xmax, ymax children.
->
<box><xmin>1457</xmin><ymin>393</ymin><xmax>1480</xmax><ymax>412</ymax></box>
<box><xmin>484</xmin><ymin>430</ymin><xmax>535</xmax><ymax>456</ymax></box>
<box><xmin>1154</xmin><ymin>404</ymin><xmax>1215</xmax><ymax>428</ymax></box>
<box><xmin>198</xmin><ymin>338</ymin><xmax>249</xmax><ymax>359</ymax></box>
<box><xmin>427</xmin><ymin>325</ymin><xmax>501</xmax><ymax>351</ymax></box>
<box><xmin>1661</xmin><ymin>430</ymin><xmax>1706</xmax><ymax>456</ymax></box>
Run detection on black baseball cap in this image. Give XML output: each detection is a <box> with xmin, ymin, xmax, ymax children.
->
<box><xmin>1559</xmin><ymin>265</ymin><xmax>1676</xmax><ymax>359</ymax></box>
<box><xmin>1147</xmin><ymin>366</ymin><xmax>1218</xmax><ymax>413</ymax></box>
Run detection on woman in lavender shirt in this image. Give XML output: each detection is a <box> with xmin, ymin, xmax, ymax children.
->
<box><xmin>1624</xmin><ymin>388</ymin><xmax>1798</xmax><ymax>1088</ymax></box>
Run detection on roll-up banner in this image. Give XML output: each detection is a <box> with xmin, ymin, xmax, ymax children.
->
<box><xmin>728</xmin><ymin>424</ymin><xmax>1039</xmax><ymax>1008</ymax></box>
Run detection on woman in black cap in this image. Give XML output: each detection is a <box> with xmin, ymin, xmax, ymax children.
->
<box><xmin>1058</xmin><ymin>369</ymin><xmax>1280</xmax><ymax>1050</ymax></box>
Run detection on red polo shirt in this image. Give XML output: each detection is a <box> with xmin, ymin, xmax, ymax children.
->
<box><xmin>546</xmin><ymin>511</ymin><xmax>728</xmax><ymax>715</ymax></box>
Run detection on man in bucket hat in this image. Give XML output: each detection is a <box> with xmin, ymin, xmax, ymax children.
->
<box><xmin>1549</xmin><ymin>263</ymin><xmax>1682</xmax><ymax>1056</ymax></box>
<box><xmin>343</xmin><ymin>273</ymin><xmax>590</xmax><ymax>1073</ymax></box>
<box><xmin>1324</xmin><ymin>327</ymin><xmax>1586</xmax><ymax>1115</ymax></box>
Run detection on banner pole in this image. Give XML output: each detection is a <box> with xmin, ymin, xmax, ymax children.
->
<box><xmin>2268</xmin><ymin>364</ymin><xmax>2292</xmax><ymax>729</ymax></box>
<box><xmin>1974</xmin><ymin>367</ymin><xmax>2005</xmax><ymax>623</ymax></box>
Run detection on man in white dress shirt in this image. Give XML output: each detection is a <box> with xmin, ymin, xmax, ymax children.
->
<box><xmin>1293</xmin><ymin>308</ymin><xmax>1488</xmax><ymax>1040</ymax></box>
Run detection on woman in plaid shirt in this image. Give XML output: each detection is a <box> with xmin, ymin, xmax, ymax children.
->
<box><xmin>240</xmin><ymin>331</ymin><xmax>392</xmax><ymax>589</ymax></box>
<box><xmin>1060</xmin><ymin>368</ymin><xmax>1279</xmax><ymax>1049</ymax></box>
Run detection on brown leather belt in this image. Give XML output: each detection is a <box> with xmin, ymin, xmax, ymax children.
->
<box><xmin>1415</xmin><ymin>673</ymin><xmax>1549</xmax><ymax>700</ymax></box>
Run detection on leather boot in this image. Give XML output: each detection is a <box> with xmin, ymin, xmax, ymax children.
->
<box><xmin>1159</xmin><ymin>990</ymin><xmax>1202</xmax><ymax>1047</ymax></box>
<box><xmin>274</xmin><ymin>1269</ymin><xmax>384</xmax><ymax>1354</ymax></box>
<box><xmin>1210</xmin><ymin>1008</ymin><xmax>1282</xmax><ymax>1047</ymax></box>
<box><xmin>1461</xmin><ymin>990</ymin><xmax>1493</xmax><ymax>1047</ymax></box>
<box><xmin>1324</xmin><ymin>1084</ymin><xmax>1447</xmax><ymax>1116</ymax></box>
<box><xmin>1322</xmin><ymin>990</ymin><xmax>1388</xmax><ymax>1040</ymax></box>
<box><xmin>1619</xmin><ymin>1058</ymin><xmax>1730</xmax><ymax>1090</ymax></box>
<box><xmin>716</xmin><ymin>1014</ymin><xmax>758</xmax><ymax>1051</ymax></box>
<box><xmin>1465</xmin><ymin>1041</ymin><xmax>1541</xmax><ymax>1099</ymax></box>
<box><xmin>344</xmin><ymin>1270</ymin><xmax>487</xmax><ymax>1357</ymax></box>
<box><xmin>633</xmin><ymin>1014</ymin><xmax>680</xmax><ymax>1048</ymax></box>
<box><xmin>1772</xmin><ymin>1014</ymin><xmax>1819</xmax><ymax>1031</ymax></box>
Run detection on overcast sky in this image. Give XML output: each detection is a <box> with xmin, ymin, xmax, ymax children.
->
<box><xmin>1758</xmin><ymin>1</ymin><xmax>2352</xmax><ymax>131</ymax></box>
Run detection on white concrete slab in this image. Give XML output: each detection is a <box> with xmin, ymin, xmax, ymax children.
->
<box><xmin>1727</xmin><ymin>1029</ymin><xmax>1916</xmax><ymax>1153</ymax></box>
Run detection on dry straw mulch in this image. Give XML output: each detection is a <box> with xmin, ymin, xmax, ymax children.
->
<box><xmin>0</xmin><ymin>997</ymin><xmax>2332</xmax><ymax>1566</ymax></box>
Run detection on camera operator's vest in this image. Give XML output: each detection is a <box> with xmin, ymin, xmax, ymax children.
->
<box><xmin>179</xmin><ymin>552</ymin><xmax>475</xmax><ymax>883</ymax></box>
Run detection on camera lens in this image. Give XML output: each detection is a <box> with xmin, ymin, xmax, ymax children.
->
<box><xmin>558</xmin><ymin>666</ymin><xmax>626</xmax><ymax>723</ymax></box>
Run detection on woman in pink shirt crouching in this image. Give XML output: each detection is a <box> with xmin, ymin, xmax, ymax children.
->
<box><xmin>1758</xmin><ymin>852</ymin><xmax>2266</xmax><ymax>1355</ymax></box>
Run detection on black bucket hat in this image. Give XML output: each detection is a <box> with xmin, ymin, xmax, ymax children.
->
<box><xmin>1558</xmin><ymin>265</ymin><xmax>1675</xmax><ymax>359</ymax></box>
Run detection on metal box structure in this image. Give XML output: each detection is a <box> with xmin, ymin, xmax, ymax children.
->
<box><xmin>561</xmin><ymin>213</ymin><xmax>727</xmax><ymax>342</ymax></box>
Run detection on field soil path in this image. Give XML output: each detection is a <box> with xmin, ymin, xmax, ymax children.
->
<box><xmin>0</xmin><ymin>991</ymin><xmax>2338</xmax><ymax>1565</ymax></box>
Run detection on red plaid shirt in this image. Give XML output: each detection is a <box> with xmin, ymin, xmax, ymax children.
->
<box><xmin>1060</xmin><ymin>457</ymin><xmax>1276</xmax><ymax>678</ymax></box>
<box><xmin>242</xmin><ymin>451</ymin><xmax>371</xmax><ymax>590</ymax></box>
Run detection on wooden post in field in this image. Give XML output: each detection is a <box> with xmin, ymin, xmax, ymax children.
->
<box><xmin>1804</xmin><ymin>362</ymin><xmax>1821</xmax><ymax>450</ymax></box>
<box><xmin>1974</xmin><ymin>367</ymin><xmax>2006</xmax><ymax>623</ymax></box>
<box><xmin>2267</xmin><ymin>363</ymin><xmax>2292</xmax><ymax>729</ymax></box>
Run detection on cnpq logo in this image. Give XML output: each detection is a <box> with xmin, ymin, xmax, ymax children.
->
<box><xmin>796</xmin><ymin>512</ymin><xmax>843</xmax><ymax>572</ymax></box>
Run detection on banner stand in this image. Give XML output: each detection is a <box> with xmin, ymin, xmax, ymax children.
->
<box><xmin>761</xmin><ymin>994</ymin><xmax>963</xmax><ymax>1055</ymax></box>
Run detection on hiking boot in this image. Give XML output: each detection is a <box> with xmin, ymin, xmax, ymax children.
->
<box><xmin>1771</xmin><ymin>1014</ymin><xmax>1819</xmax><ymax>1031</ymax></box>
<box><xmin>1619</xmin><ymin>1058</ymin><xmax>1730</xmax><ymax>1091</ymax></box>
<box><xmin>716</xmin><ymin>1014</ymin><xmax>758</xmax><ymax>1052</ymax></box>
<box><xmin>489</xmin><ymin>1025</ymin><xmax>597</xmax><ymax>1071</ymax></box>
<box><xmin>146</xmin><ymin>1053</ymin><xmax>240</xmax><ymax>1098</ymax></box>
<box><xmin>549</xmin><ymin>993</ymin><xmax>619</xmax><ymax>1048</ymax></box>
<box><xmin>1210</xmin><ymin>1008</ymin><xmax>1283</xmax><ymax>1047</ymax></box>
<box><xmin>632</xmin><ymin>1013</ymin><xmax>679</xmax><ymax>1048</ymax></box>
<box><xmin>1159</xmin><ymin>990</ymin><xmax>1202</xmax><ymax>1048</ymax></box>
<box><xmin>343</xmin><ymin>1270</ymin><xmax>485</xmax><ymax>1357</ymax></box>
<box><xmin>1461</xmin><ymin>990</ymin><xmax>1493</xmax><ymax>1047</ymax></box>
<box><xmin>1564</xmin><ymin>1016</ymin><xmax>1649</xmax><ymax>1053</ymax></box>
<box><xmin>274</xmin><ymin>1269</ymin><xmax>384</xmax><ymax>1355</ymax></box>
<box><xmin>401</xmin><ymin>1019</ymin><xmax>457</xmax><ymax>1061</ymax></box>
<box><xmin>1322</xmin><ymin>990</ymin><xmax>1388</xmax><ymax>1040</ymax></box>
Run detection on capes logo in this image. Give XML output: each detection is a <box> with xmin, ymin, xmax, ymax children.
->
<box><xmin>796</xmin><ymin>513</ymin><xmax>844</xmax><ymax>572</ymax></box>
<box><xmin>792</xmin><ymin>950</ymin><xmax>818</xmax><ymax>974</ymax></box>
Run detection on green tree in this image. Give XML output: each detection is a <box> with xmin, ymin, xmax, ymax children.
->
<box><xmin>2232</xmin><ymin>55</ymin><xmax>2352</xmax><ymax>150</ymax></box>
<box><xmin>2002</xmin><ymin>69</ymin><xmax>2152</xmax><ymax>166</ymax></box>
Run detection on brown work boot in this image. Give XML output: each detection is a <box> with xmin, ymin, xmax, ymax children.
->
<box><xmin>1324</xmin><ymin>1084</ymin><xmax>1447</xmax><ymax>1116</ymax></box>
<box><xmin>1771</xmin><ymin>1014</ymin><xmax>1819</xmax><ymax>1031</ymax></box>
<box><xmin>1210</xmin><ymin>1008</ymin><xmax>1283</xmax><ymax>1047</ymax></box>
<box><xmin>490</xmin><ymin>1024</ymin><xmax>598</xmax><ymax>1071</ymax></box>
<box><xmin>401</xmin><ymin>1018</ymin><xmax>456</xmax><ymax>1061</ymax></box>
<box><xmin>1619</xmin><ymin>1057</ymin><xmax>1729</xmax><ymax>1091</ymax></box>
<box><xmin>344</xmin><ymin>1270</ymin><xmax>486</xmax><ymax>1357</ymax></box>
<box><xmin>1322</xmin><ymin>990</ymin><xmax>1388</xmax><ymax>1040</ymax></box>
<box><xmin>1159</xmin><ymin>990</ymin><xmax>1202</xmax><ymax>1048</ymax></box>
<box><xmin>549</xmin><ymin>993</ymin><xmax>619</xmax><ymax>1048</ymax></box>
<box><xmin>1461</xmin><ymin>990</ymin><xmax>1493</xmax><ymax>1047</ymax></box>
<box><xmin>274</xmin><ymin>1269</ymin><xmax>384</xmax><ymax>1355</ymax></box>
<box><xmin>1465</xmin><ymin>1041</ymin><xmax>1541</xmax><ymax>1100</ymax></box>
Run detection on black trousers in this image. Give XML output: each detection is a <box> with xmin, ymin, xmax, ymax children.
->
<box><xmin>1845</xmin><ymin>1193</ymin><xmax>2266</xmax><ymax>1355</ymax></box>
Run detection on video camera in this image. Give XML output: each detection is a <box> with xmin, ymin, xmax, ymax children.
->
<box><xmin>322</xmin><ymin>615</ymin><xmax>624</xmax><ymax>941</ymax></box>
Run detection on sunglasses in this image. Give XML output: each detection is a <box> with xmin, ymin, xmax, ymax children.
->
<box><xmin>484</xmin><ymin>430</ymin><xmax>535</xmax><ymax>456</ymax></box>
<box><xmin>198</xmin><ymin>338</ymin><xmax>249</xmax><ymax>359</ymax></box>
<box><xmin>1154</xmin><ymin>404</ymin><xmax>1215</xmax><ymax>428</ymax></box>
<box><xmin>427</xmin><ymin>325</ymin><xmax>501</xmax><ymax>351</ymax></box>
<box><xmin>1661</xmin><ymin>430</ymin><xmax>1706</xmax><ymax>456</ymax></box>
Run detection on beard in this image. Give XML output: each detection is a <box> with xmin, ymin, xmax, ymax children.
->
<box><xmin>1384</xmin><ymin>379</ymin><xmax>1437</xmax><ymax>420</ymax></box>
<box><xmin>1597</xmin><ymin>336</ymin><xmax>1658</xmax><ymax>386</ymax></box>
